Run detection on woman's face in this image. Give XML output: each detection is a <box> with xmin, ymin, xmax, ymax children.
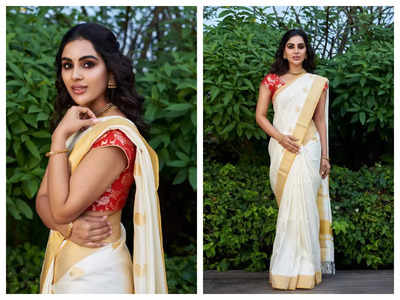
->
<box><xmin>61</xmin><ymin>39</ymin><xmax>109</xmax><ymax>108</ymax></box>
<box><xmin>283</xmin><ymin>35</ymin><xmax>307</xmax><ymax>67</ymax></box>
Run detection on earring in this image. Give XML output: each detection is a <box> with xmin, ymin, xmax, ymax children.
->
<box><xmin>108</xmin><ymin>75</ymin><xmax>117</xmax><ymax>89</ymax></box>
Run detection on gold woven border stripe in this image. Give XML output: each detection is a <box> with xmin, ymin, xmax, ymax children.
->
<box><xmin>274</xmin><ymin>76</ymin><xmax>327</xmax><ymax>205</ymax></box>
<box><xmin>270</xmin><ymin>272</ymin><xmax>322</xmax><ymax>290</ymax></box>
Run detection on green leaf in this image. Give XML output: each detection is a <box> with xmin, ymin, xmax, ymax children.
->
<box><xmin>10</xmin><ymin>120</ymin><xmax>28</xmax><ymax>134</ymax></box>
<box><xmin>167</xmin><ymin>160</ymin><xmax>187</xmax><ymax>167</ymax></box>
<box><xmin>172</xmin><ymin>169</ymin><xmax>187</xmax><ymax>185</ymax></box>
<box><xmin>31</xmin><ymin>130</ymin><xmax>51</xmax><ymax>138</ymax></box>
<box><xmin>15</xmin><ymin>198</ymin><xmax>33</xmax><ymax>219</ymax></box>
<box><xmin>151</xmin><ymin>85</ymin><xmax>159</xmax><ymax>100</ymax></box>
<box><xmin>22</xmin><ymin>179</ymin><xmax>39</xmax><ymax>199</ymax></box>
<box><xmin>189</xmin><ymin>167</ymin><xmax>196</xmax><ymax>190</ymax></box>
<box><xmin>176</xmin><ymin>151</ymin><xmax>189</xmax><ymax>162</ymax></box>
<box><xmin>359</xmin><ymin>112</ymin><xmax>366</xmax><ymax>125</ymax></box>
<box><xmin>166</xmin><ymin>103</ymin><xmax>192</xmax><ymax>112</ymax></box>
<box><xmin>7</xmin><ymin>61</ymin><xmax>24</xmax><ymax>79</ymax></box>
<box><xmin>24</xmin><ymin>136</ymin><xmax>41</xmax><ymax>158</ymax></box>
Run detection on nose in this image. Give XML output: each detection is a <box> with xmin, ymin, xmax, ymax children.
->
<box><xmin>71</xmin><ymin>66</ymin><xmax>83</xmax><ymax>80</ymax></box>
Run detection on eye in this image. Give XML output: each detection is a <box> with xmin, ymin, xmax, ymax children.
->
<box><xmin>298</xmin><ymin>44</ymin><xmax>305</xmax><ymax>49</ymax></box>
<box><xmin>83</xmin><ymin>61</ymin><xmax>95</xmax><ymax>68</ymax></box>
<box><xmin>287</xmin><ymin>44</ymin><xmax>294</xmax><ymax>49</ymax></box>
<box><xmin>62</xmin><ymin>62</ymin><xmax>72</xmax><ymax>70</ymax></box>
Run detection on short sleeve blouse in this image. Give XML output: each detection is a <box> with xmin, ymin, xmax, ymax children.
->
<box><xmin>86</xmin><ymin>129</ymin><xmax>136</xmax><ymax>212</ymax></box>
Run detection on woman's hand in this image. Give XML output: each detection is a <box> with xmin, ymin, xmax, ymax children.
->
<box><xmin>53</xmin><ymin>106</ymin><xmax>98</xmax><ymax>141</ymax></box>
<box><xmin>278</xmin><ymin>135</ymin><xmax>300</xmax><ymax>154</ymax></box>
<box><xmin>68</xmin><ymin>215</ymin><xmax>112</xmax><ymax>248</ymax></box>
<box><xmin>320</xmin><ymin>158</ymin><xmax>331</xmax><ymax>179</ymax></box>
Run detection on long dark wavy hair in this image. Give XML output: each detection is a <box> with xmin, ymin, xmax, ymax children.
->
<box><xmin>51</xmin><ymin>23</ymin><xmax>146</xmax><ymax>133</ymax></box>
<box><xmin>269</xmin><ymin>29</ymin><xmax>315</xmax><ymax>76</ymax></box>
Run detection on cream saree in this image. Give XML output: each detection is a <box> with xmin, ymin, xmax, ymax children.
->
<box><xmin>40</xmin><ymin>116</ymin><xmax>168</xmax><ymax>294</ymax></box>
<box><xmin>268</xmin><ymin>73</ymin><xmax>335</xmax><ymax>290</ymax></box>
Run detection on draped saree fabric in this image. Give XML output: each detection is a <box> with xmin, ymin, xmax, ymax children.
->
<box><xmin>40</xmin><ymin>116</ymin><xmax>168</xmax><ymax>293</ymax></box>
<box><xmin>268</xmin><ymin>73</ymin><xmax>334</xmax><ymax>290</ymax></box>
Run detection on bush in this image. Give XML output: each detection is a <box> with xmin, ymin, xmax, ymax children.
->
<box><xmin>6</xmin><ymin>242</ymin><xmax>196</xmax><ymax>294</ymax></box>
<box><xmin>203</xmin><ymin>159</ymin><xmax>393</xmax><ymax>271</ymax></box>
<box><xmin>6</xmin><ymin>243</ymin><xmax>44</xmax><ymax>294</ymax></box>
<box><xmin>166</xmin><ymin>253</ymin><xmax>197</xmax><ymax>294</ymax></box>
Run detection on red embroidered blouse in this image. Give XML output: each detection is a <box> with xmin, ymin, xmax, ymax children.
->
<box><xmin>262</xmin><ymin>73</ymin><xmax>328</xmax><ymax>98</ymax></box>
<box><xmin>86</xmin><ymin>129</ymin><xmax>136</xmax><ymax>212</ymax></box>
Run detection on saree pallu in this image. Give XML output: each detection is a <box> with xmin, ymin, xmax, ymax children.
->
<box><xmin>268</xmin><ymin>73</ymin><xmax>335</xmax><ymax>290</ymax></box>
<box><xmin>40</xmin><ymin>116</ymin><xmax>168</xmax><ymax>293</ymax></box>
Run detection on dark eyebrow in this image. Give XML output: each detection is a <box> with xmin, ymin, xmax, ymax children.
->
<box><xmin>61</xmin><ymin>55</ymin><xmax>98</xmax><ymax>61</ymax></box>
<box><xmin>287</xmin><ymin>42</ymin><xmax>305</xmax><ymax>46</ymax></box>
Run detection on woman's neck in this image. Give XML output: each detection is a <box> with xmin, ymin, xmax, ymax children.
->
<box><xmin>288</xmin><ymin>64</ymin><xmax>305</xmax><ymax>75</ymax></box>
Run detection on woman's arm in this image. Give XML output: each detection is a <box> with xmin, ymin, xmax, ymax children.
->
<box><xmin>36</xmin><ymin>165</ymin><xmax>113</xmax><ymax>247</ymax></box>
<box><xmin>313</xmin><ymin>88</ymin><xmax>331</xmax><ymax>178</ymax></box>
<box><xmin>255</xmin><ymin>83</ymin><xmax>299</xmax><ymax>153</ymax></box>
<box><xmin>36</xmin><ymin>165</ymin><xmax>69</xmax><ymax>235</ymax></box>
<box><xmin>47</xmin><ymin>106</ymin><xmax>127</xmax><ymax>224</ymax></box>
<box><xmin>313</xmin><ymin>88</ymin><xmax>328</xmax><ymax>158</ymax></box>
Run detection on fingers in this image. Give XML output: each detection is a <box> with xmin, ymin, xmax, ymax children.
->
<box><xmin>90</xmin><ymin>230</ymin><xmax>113</xmax><ymax>243</ymax></box>
<box><xmin>85</xmin><ymin>242</ymin><xmax>107</xmax><ymax>248</ymax></box>
<box><xmin>84</xmin><ymin>215</ymin><xmax>108</xmax><ymax>222</ymax></box>
<box><xmin>287</xmin><ymin>136</ymin><xmax>300</xmax><ymax>153</ymax></box>
<box><xmin>72</xmin><ymin>106</ymin><xmax>96</xmax><ymax>119</ymax></box>
<box><xmin>90</xmin><ymin>226</ymin><xmax>112</xmax><ymax>238</ymax></box>
<box><xmin>85</xmin><ymin>219</ymin><xmax>111</xmax><ymax>231</ymax></box>
<box><xmin>320</xmin><ymin>163</ymin><xmax>331</xmax><ymax>179</ymax></box>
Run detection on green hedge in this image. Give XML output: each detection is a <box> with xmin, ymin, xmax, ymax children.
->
<box><xmin>6</xmin><ymin>242</ymin><xmax>196</xmax><ymax>294</ymax></box>
<box><xmin>204</xmin><ymin>160</ymin><xmax>393</xmax><ymax>271</ymax></box>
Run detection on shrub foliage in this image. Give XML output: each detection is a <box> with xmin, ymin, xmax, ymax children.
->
<box><xmin>204</xmin><ymin>160</ymin><xmax>393</xmax><ymax>271</ymax></box>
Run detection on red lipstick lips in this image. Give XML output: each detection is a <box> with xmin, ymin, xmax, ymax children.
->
<box><xmin>71</xmin><ymin>84</ymin><xmax>87</xmax><ymax>95</ymax></box>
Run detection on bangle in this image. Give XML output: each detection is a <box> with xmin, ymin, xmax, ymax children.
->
<box><xmin>322</xmin><ymin>156</ymin><xmax>330</xmax><ymax>161</ymax></box>
<box><xmin>45</xmin><ymin>149</ymin><xmax>69</xmax><ymax>157</ymax></box>
<box><xmin>64</xmin><ymin>222</ymin><xmax>73</xmax><ymax>239</ymax></box>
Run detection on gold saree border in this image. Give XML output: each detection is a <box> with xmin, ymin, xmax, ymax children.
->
<box><xmin>274</xmin><ymin>75</ymin><xmax>328</xmax><ymax>206</ymax></box>
<box><xmin>270</xmin><ymin>272</ymin><xmax>322</xmax><ymax>290</ymax></box>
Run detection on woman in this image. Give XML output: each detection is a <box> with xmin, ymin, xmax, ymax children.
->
<box><xmin>255</xmin><ymin>29</ymin><xmax>335</xmax><ymax>290</ymax></box>
<box><xmin>35</xmin><ymin>23</ymin><xmax>167</xmax><ymax>293</ymax></box>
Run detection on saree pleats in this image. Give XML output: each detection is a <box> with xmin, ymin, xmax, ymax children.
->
<box><xmin>268</xmin><ymin>73</ymin><xmax>334</xmax><ymax>290</ymax></box>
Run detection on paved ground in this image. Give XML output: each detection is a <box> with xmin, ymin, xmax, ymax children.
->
<box><xmin>204</xmin><ymin>269</ymin><xmax>393</xmax><ymax>294</ymax></box>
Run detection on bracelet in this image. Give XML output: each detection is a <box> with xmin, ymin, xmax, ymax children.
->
<box><xmin>322</xmin><ymin>156</ymin><xmax>330</xmax><ymax>161</ymax></box>
<box><xmin>64</xmin><ymin>222</ymin><xmax>73</xmax><ymax>239</ymax></box>
<box><xmin>45</xmin><ymin>149</ymin><xmax>69</xmax><ymax>157</ymax></box>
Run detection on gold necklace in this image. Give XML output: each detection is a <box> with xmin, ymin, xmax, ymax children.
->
<box><xmin>288</xmin><ymin>70</ymin><xmax>306</xmax><ymax>76</ymax></box>
<box><xmin>95</xmin><ymin>103</ymin><xmax>115</xmax><ymax>117</ymax></box>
